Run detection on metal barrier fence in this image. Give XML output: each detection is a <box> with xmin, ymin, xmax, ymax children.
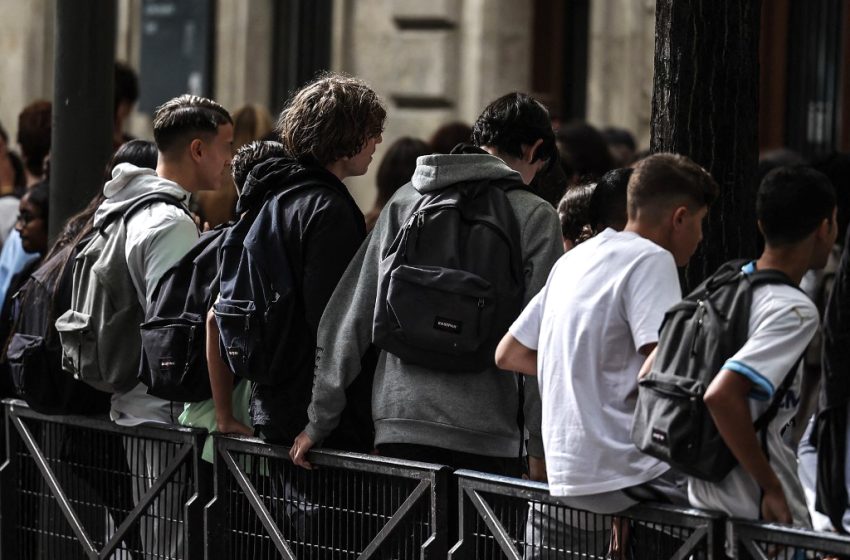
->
<box><xmin>449</xmin><ymin>469</ymin><xmax>725</xmax><ymax>559</ymax></box>
<box><xmin>0</xmin><ymin>399</ymin><xmax>207</xmax><ymax>559</ymax></box>
<box><xmin>205</xmin><ymin>435</ymin><xmax>450</xmax><ymax>559</ymax></box>
<box><xmin>731</xmin><ymin>518</ymin><xmax>850</xmax><ymax>559</ymax></box>
<box><xmin>5</xmin><ymin>398</ymin><xmax>850</xmax><ymax>560</ymax></box>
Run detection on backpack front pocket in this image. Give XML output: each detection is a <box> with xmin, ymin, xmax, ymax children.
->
<box><xmin>214</xmin><ymin>299</ymin><xmax>270</xmax><ymax>383</ymax></box>
<box><xmin>55</xmin><ymin>310</ymin><xmax>102</xmax><ymax>388</ymax></box>
<box><xmin>632</xmin><ymin>372</ymin><xmax>706</xmax><ymax>462</ymax></box>
<box><xmin>140</xmin><ymin>314</ymin><xmax>209</xmax><ymax>401</ymax></box>
<box><xmin>7</xmin><ymin>333</ymin><xmax>48</xmax><ymax>400</ymax></box>
<box><xmin>385</xmin><ymin>265</ymin><xmax>496</xmax><ymax>356</ymax></box>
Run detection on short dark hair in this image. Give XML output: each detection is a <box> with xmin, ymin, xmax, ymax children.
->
<box><xmin>25</xmin><ymin>179</ymin><xmax>50</xmax><ymax>225</ymax></box>
<box><xmin>558</xmin><ymin>184</ymin><xmax>595</xmax><ymax>245</ymax></box>
<box><xmin>108</xmin><ymin>139</ymin><xmax>158</xmax><ymax>176</ymax></box>
<box><xmin>231</xmin><ymin>140</ymin><xmax>286</xmax><ymax>190</ymax></box>
<box><xmin>153</xmin><ymin>94</ymin><xmax>232</xmax><ymax>154</ymax></box>
<box><xmin>590</xmin><ymin>167</ymin><xmax>631</xmax><ymax>232</ymax></box>
<box><xmin>375</xmin><ymin>137</ymin><xmax>430</xmax><ymax>206</ymax></box>
<box><xmin>114</xmin><ymin>62</ymin><xmax>139</xmax><ymax>114</ymax></box>
<box><xmin>557</xmin><ymin>122</ymin><xmax>615</xmax><ymax>181</ymax></box>
<box><xmin>602</xmin><ymin>127</ymin><xmax>637</xmax><ymax>152</ymax></box>
<box><xmin>628</xmin><ymin>153</ymin><xmax>719</xmax><ymax>219</ymax></box>
<box><xmin>472</xmin><ymin>92</ymin><xmax>556</xmax><ymax>164</ymax></box>
<box><xmin>429</xmin><ymin>121</ymin><xmax>473</xmax><ymax>154</ymax></box>
<box><xmin>17</xmin><ymin>100</ymin><xmax>52</xmax><ymax>177</ymax></box>
<box><xmin>277</xmin><ymin>73</ymin><xmax>386</xmax><ymax>166</ymax></box>
<box><xmin>758</xmin><ymin>166</ymin><xmax>836</xmax><ymax>245</ymax></box>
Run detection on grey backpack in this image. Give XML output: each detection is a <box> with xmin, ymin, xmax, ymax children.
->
<box><xmin>56</xmin><ymin>194</ymin><xmax>188</xmax><ymax>393</ymax></box>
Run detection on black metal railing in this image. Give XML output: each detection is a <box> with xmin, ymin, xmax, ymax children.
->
<box><xmin>449</xmin><ymin>469</ymin><xmax>725</xmax><ymax>559</ymax></box>
<box><xmin>206</xmin><ymin>435</ymin><xmax>450</xmax><ymax>559</ymax></box>
<box><xmin>0</xmin><ymin>399</ymin><xmax>207</xmax><ymax>559</ymax></box>
<box><xmin>7</xmin><ymin>398</ymin><xmax>850</xmax><ymax>560</ymax></box>
<box><xmin>731</xmin><ymin>518</ymin><xmax>850</xmax><ymax>559</ymax></box>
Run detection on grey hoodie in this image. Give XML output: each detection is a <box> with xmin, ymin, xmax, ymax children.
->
<box><xmin>100</xmin><ymin>163</ymin><xmax>198</xmax><ymax>425</ymax></box>
<box><xmin>306</xmin><ymin>153</ymin><xmax>563</xmax><ymax>457</ymax></box>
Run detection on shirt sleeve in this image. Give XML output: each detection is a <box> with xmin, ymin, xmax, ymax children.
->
<box><xmin>622</xmin><ymin>249</ymin><xmax>682</xmax><ymax>351</ymax></box>
<box><xmin>509</xmin><ymin>289</ymin><xmax>545</xmax><ymax>350</ymax></box>
<box><xmin>723</xmin><ymin>293</ymin><xmax>818</xmax><ymax>401</ymax></box>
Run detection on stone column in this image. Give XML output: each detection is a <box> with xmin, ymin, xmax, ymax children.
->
<box><xmin>585</xmin><ymin>0</ymin><xmax>656</xmax><ymax>148</ymax></box>
<box><xmin>214</xmin><ymin>0</ymin><xmax>274</xmax><ymax>112</ymax></box>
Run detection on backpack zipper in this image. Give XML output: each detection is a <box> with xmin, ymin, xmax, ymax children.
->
<box><xmin>690</xmin><ymin>300</ymin><xmax>705</xmax><ymax>356</ymax></box>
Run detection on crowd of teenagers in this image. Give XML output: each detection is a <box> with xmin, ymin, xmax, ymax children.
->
<box><xmin>3</xmin><ymin>66</ymin><xmax>850</xmax><ymax>557</ymax></box>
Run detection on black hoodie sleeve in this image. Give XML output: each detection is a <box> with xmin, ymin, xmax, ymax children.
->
<box><xmin>300</xmin><ymin>191</ymin><xmax>367</xmax><ymax>332</ymax></box>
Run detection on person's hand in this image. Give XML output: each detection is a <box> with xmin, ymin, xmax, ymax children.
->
<box><xmin>290</xmin><ymin>431</ymin><xmax>315</xmax><ymax>469</ymax></box>
<box><xmin>760</xmin><ymin>486</ymin><xmax>792</xmax><ymax>524</ymax></box>
<box><xmin>527</xmin><ymin>456</ymin><xmax>548</xmax><ymax>482</ymax></box>
<box><xmin>215</xmin><ymin>416</ymin><xmax>253</xmax><ymax>437</ymax></box>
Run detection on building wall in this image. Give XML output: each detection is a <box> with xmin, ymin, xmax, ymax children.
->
<box><xmin>0</xmin><ymin>0</ymin><xmax>657</xmax><ymax>208</ymax></box>
<box><xmin>333</xmin><ymin>0</ymin><xmax>534</xmax><ymax>210</ymax></box>
<box><xmin>586</xmin><ymin>0</ymin><xmax>656</xmax><ymax>150</ymax></box>
<box><xmin>0</xmin><ymin>0</ymin><xmax>54</xmax><ymax>143</ymax></box>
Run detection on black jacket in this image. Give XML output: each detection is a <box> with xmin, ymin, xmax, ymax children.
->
<box><xmin>243</xmin><ymin>157</ymin><xmax>371</xmax><ymax>447</ymax></box>
<box><xmin>816</xmin><ymin>228</ymin><xmax>850</xmax><ymax>532</ymax></box>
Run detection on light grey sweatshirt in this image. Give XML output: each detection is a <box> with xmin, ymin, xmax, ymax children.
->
<box><xmin>98</xmin><ymin>163</ymin><xmax>198</xmax><ymax>425</ymax></box>
<box><xmin>306</xmin><ymin>153</ymin><xmax>563</xmax><ymax>457</ymax></box>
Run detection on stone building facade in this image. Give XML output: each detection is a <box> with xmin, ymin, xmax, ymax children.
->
<box><xmin>0</xmin><ymin>0</ymin><xmax>656</xmax><ymax>209</ymax></box>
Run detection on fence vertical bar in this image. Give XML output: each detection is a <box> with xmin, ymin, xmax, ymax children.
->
<box><xmin>0</xmin><ymin>404</ymin><xmax>18</xmax><ymax>559</ymax></box>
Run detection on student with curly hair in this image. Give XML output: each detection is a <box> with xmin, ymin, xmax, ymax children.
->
<box><xmin>210</xmin><ymin>73</ymin><xmax>386</xmax><ymax>449</ymax></box>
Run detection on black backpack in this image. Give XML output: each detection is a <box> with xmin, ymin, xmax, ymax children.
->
<box><xmin>372</xmin><ymin>177</ymin><xmax>525</xmax><ymax>373</ymax></box>
<box><xmin>138</xmin><ymin>223</ymin><xmax>230</xmax><ymax>402</ymax></box>
<box><xmin>631</xmin><ymin>259</ymin><xmax>802</xmax><ymax>482</ymax></box>
<box><xmin>214</xmin><ymin>183</ymin><xmax>309</xmax><ymax>385</ymax></box>
<box><xmin>6</xmin><ymin>246</ymin><xmax>110</xmax><ymax>415</ymax></box>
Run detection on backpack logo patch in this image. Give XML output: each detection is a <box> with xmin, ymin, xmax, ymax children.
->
<box><xmin>159</xmin><ymin>358</ymin><xmax>176</xmax><ymax>371</ymax></box>
<box><xmin>651</xmin><ymin>428</ymin><xmax>668</xmax><ymax>446</ymax></box>
<box><xmin>433</xmin><ymin>316</ymin><xmax>462</xmax><ymax>334</ymax></box>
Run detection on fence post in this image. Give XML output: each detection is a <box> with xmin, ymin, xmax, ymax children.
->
<box><xmin>205</xmin><ymin>435</ymin><xmax>231</xmax><ymax>560</ymax></box>
<box><xmin>447</xmin><ymin>482</ymin><xmax>472</xmax><ymax>560</ymax></box>
<box><xmin>0</xmin><ymin>404</ymin><xmax>18</xmax><ymax>558</ymax></box>
<box><xmin>422</xmin><ymin>465</ymin><xmax>452</xmax><ymax>559</ymax></box>
<box><xmin>185</xmin><ymin>431</ymin><xmax>208</xmax><ymax>560</ymax></box>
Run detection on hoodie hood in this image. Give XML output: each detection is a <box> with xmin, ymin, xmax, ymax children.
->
<box><xmin>236</xmin><ymin>156</ymin><xmax>342</xmax><ymax>214</ymax></box>
<box><xmin>411</xmin><ymin>152</ymin><xmax>523</xmax><ymax>194</ymax></box>
<box><xmin>94</xmin><ymin>163</ymin><xmax>191</xmax><ymax>228</ymax></box>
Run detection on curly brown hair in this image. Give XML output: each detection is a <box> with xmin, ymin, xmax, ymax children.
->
<box><xmin>276</xmin><ymin>73</ymin><xmax>386</xmax><ymax>167</ymax></box>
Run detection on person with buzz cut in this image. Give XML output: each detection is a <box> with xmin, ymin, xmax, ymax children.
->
<box><xmin>98</xmin><ymin>94</ymin><xmax>232</xmax><ymax>556</ymax></box>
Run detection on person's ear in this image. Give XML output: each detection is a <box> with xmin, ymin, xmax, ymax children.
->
<box><xmin>756</xmin><ymin>219</ymin><xmax>765</xmax><ymax>236</ymax></box>
<box><xmin>671</xmin><ymin>206</ymin><xmax>689</xmax><ymax>229</ymax></box>
<box><xmin>522</xmin><ymin>139</ymin><xmax>544</xmax><ymax>163</ymax></box>
<box><xmin>189</xmin><ymin>138</ymin><xmax>204</xmax><ymax>163</ymax></box>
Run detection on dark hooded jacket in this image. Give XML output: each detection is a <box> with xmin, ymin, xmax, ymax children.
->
<box><xmin>239</xmin><ymin>156</ymin><xmax>371</xmax><ymax>447</ymax></box>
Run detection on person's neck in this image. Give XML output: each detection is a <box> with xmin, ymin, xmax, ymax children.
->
<box><xmin>623</xmin><ymin>218</ymin><xmax>669</xmax><ymax>251</ymax></box>
<box><xmin>755</xmin><ymin>244</ymin><xmax>812</xmax><ymax>285</ymax></box>
<box><xmin>324</xmin><ymin>160</ymin><xmax>348</xmax><ymax>182</ymax></box>
<box><xmin>156</xmin><ymin>160</ymin><xmax>195</xmax><ymax>193</ymax></box>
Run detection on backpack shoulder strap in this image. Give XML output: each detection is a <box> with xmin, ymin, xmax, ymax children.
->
<box><xmin>98</xmin><ymin>193</ymin><xmax>191</xmax><ymax>233</ymax></box>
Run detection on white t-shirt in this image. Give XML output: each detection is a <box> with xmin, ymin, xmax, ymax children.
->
<box><xmin>688</xmin><ymin>263</ymin><xmax>817</xmax><ymax>527</ymax></box>
<box><xmin>510</xmin><ymin>228</ymin><xmax>682</xmax><ymax>496</ymax></box>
